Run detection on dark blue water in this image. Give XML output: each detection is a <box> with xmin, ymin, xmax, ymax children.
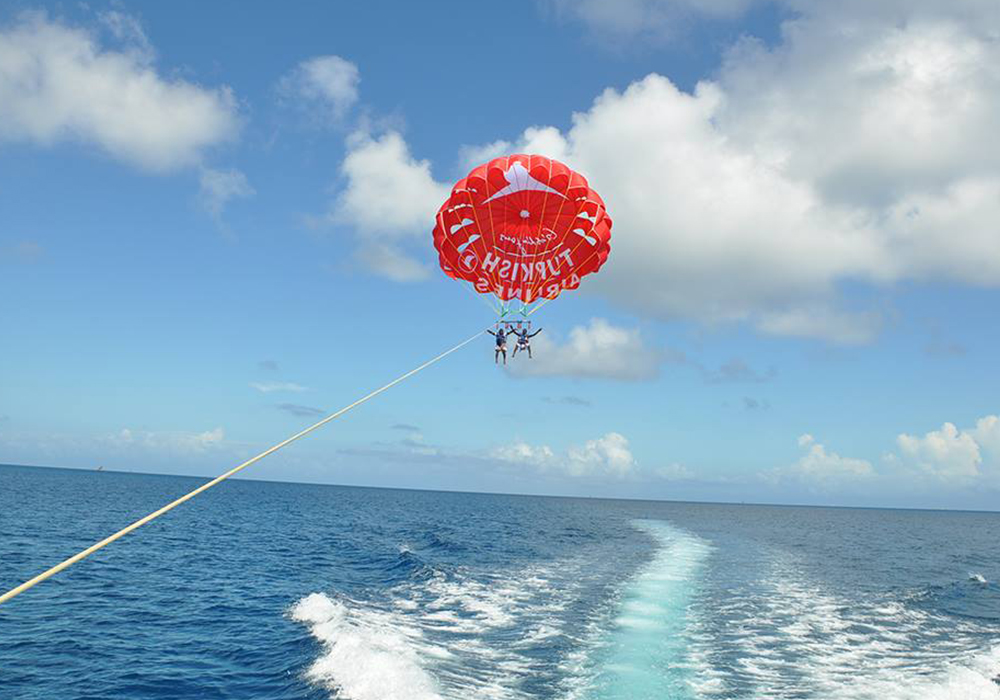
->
<box><xmin>2</xmin><ymin>464</ymin><xmax>999</xmax><ymax>699</ymax></box>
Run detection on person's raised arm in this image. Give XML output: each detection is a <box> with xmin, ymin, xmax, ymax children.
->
<box><xmin>529</xmin><ymin>328</ymin><xmax>543</xmax><ymax>338</ymax></box>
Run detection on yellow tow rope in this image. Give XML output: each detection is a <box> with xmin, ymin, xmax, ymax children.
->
<box><xmin>0</xmin><ymin>329</ymin><xmax>486</xmax><ymax>606</ymax></box>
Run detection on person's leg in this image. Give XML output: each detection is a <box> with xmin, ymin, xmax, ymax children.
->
<box><xmin>527</xmin><ymin>345</ymin><xmax>532</xmax><ymax>359</ymax></box>
<box><xmin>502</xmin><ymin>348</ymin><xmax>507</xmax><ymax>365</ymax></box>
<box><xmin>495</xmin><ymin>348</ymin><xmax>500</xmax><ymax>363</ymax></box>
<box><xmin>512</xmin><ymin>345</ymin><xmax>519</xmax><ymax>357</ymax></box>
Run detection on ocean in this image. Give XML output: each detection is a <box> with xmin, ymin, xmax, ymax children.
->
<box><xmin>1</xmin><ymin>464</ymin><xmax>998</xmax><ymax>699</ymax></box>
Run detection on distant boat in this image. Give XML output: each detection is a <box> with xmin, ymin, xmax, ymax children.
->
<box><xmin>95</xmin><ymin>466</ymin><xmax>105</xmax><ymax>472</ymax></box>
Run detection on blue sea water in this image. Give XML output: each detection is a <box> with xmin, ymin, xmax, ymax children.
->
<box><xmin>1</xmin><ymin>464</ymin><xmax>999</xmax><ymax>699</ymax></box>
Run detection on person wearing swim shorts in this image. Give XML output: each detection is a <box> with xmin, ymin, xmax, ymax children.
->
<box><xmin>486</xmin><ymin>326</ymin><xmax>509</xmax><ymax>365</ymax></box>
<box><xmin>511</xmin><ymin>326</ymin><xmax>542</xmax><ymax>359</ymax></box>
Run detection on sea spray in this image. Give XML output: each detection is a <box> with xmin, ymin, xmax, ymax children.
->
<box><xmin>291</xmin><ymin>592</ymin><xmax>445</xmax><ymax>700</ymax></box>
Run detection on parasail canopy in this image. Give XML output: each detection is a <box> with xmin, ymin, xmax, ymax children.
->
<box><xmin>433</xmin><ymin>154</ymin><xmax>611</xmax><ymax>311</ymax></box>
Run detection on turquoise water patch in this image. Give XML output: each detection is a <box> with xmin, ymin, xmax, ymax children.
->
<box><xmin>574</xmin><ymin>520</ymin><xmax>712</xmax><ymax>700</ymax></box>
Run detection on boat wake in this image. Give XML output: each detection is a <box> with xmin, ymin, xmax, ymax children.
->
<box><xmin>290</xmin><ymin>520</ymin><xmax>1000</xmax><ymax>700</ymax></box>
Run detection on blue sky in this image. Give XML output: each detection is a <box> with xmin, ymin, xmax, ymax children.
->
<box><xmin>2</xmin><ymin>0</ymin><xmax>999</xmax><ymax>510</ymax></box>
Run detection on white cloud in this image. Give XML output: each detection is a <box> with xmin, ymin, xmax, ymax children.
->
<box><xmin>768</xmin><ymin>434</ymin><xmax>874</xmax><ymax>485</ymax></box>
<box><xmin>501</xmin><ymin>76</ymin><xmax>881</xmax><ymax>342</ymax></box>
<box><xmin>336</xmin><ymin>130</ymin><xmax>450</xmax><ymax>235</ymax></box>
<box><xmin>896</xmin><ymin>421</ymin><xmax>983</xmax><ymax>479</ymax></box>
<box><xmin>97</xmin><ymin>10</ymin><xmax>153</xmax><ymax>59</ymax></box>
<box><xmin>0</xmin><ymin>12</ymin><xmax>239</xmax><ymax>172</ymax></box>
<box><xmin>712</xmin><ymin>8</ymin><xmax>1000</xmax><ymax>292</ymax></box>
<box><xmin>278</xmin><ymin>55</ymin><xmax>360</xmax><ymax>121</ymax></box>
<box><xmin>507</xmin><ymin>318</ymin><xmax>663</xmax><ymax>381</ymax></box>
<box><xmin>972</xmin><ymin>415</ymin><xmax>1000</xmax><ymax>457</ymax></box>
<box><xmin>199</xmin><ymin>167</ymin><xmax>255</xmax><ymax>220</ymax></box>
<box><xmin>757</xmin><ymin>306</ymin><xmax>885</xmax><ymax>346</ymax></box>
<box><xmin>567</xmin><ymin>432</ymin><xmax>636</xmax><ymax>477</ymax></box>
<box><xmin>492</xmin><ymin>440</ymin><xmax>557</xmax><ymax>468</ymax></box>
<box><xmin>492</xmin><ymin>431</ymin><xmax>636</xmax><ymax>478</ymax></box>
<box><xmin>457</xmin><ymin>139</ymin><xmax>512</xmax><ymax>170</ymax></box>
<box><xmin>109</xmin><ymin>426</ymin><xmax>225</xmax><ymax>453</ymax></box>
<box><xmin>250</xmin><ymin>381</ymin><xmax>308</xmax><ymax>393</ymax></box>
<box><xmin>546</xmin><ymin>0</ymin><xmax>754</xmax><ymax>42</ymax></box>
<box><xmin>776</xmin><ymin>414</ymin><xmax>1000</xmax><ymax>489</ymax></box>
<box><xmin>331</xmin><ymin>130</ymin><xmax>450</xmax><ymax>280</ymax></box>
<box><xmin>717</xmin><ymin>12</ymin><xmax>1000</xmax><ymax>210</ymax></box>
<box><xmin>319</xmin><ymin>1</ymin><xmax>999</xmax><ymax>341</ymax></box>
<box><xmin>446</xmin><ymin>1</ymin><xmax>1000</xmax><ymax>342</ymax></box>
<box><xmin>355</xmin><ymin>242</ymin><xmax>429</xmax><ymax>282</ymax></box>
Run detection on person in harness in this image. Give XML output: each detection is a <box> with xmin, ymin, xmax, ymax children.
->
<box><xmin>511</xmin><ymin>325</ymin><xmax>542</xmax><ymax>359</ymax></box>
<box><xmin>486</xmin><ymin>325</ymin><xmax>509</xmax><ymax>365</ymax></box>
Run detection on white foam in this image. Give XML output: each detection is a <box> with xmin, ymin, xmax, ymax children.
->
<box><xmin>830</xmin><ymin>645</ymin><xmax>1000</xmax><ymax>700</ymax></box>
<box><xmin>515</xmin><ymin>624</ymin><xmax>562</xmax><ymax>646</ymax></box>
<box><xmin>291</xmin><ymin>557</ymin><xmax>597</xmax><ymax>700</ymax></box>
<box><xmin>684</xmin><ymin>548</ymin><xmax>1000</xmax><ymax>700</ymax></box>
<box><xmin>290</xmin><ymin>592</ymin><xmax>445</xmax><ymax>700</ymax></box>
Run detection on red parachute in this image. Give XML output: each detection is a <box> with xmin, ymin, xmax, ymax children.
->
<box><xmin>433</xmin><ymin>154</ymin><xmax>611</xmax><ymax>308</ymax></box>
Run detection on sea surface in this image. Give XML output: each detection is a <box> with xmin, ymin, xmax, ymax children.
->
<box><xmin>1</xmin><ymin>464</ymin><xmax>999</xmax><ymax>699</ymax></box>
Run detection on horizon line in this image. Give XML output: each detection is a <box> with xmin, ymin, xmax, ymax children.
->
<box><xmin>3</xmin><ymin>461</ymin><xmax>998</xmax><ymax>516</ymax></box>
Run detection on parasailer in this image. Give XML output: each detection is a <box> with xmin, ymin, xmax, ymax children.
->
<box><xmin>511</xmin><ymin>324</ymin><xmax>542</xmax><ymax>359</ymax></box>
<box><xmin>431</xmin><ymin>154</ymin><xmax>611</xmax><ymax>360</ymax></box>
<box><xmin>486</xmin><ymin>325</ymin><xmax>510</xmax><ymax>364</ymax></box>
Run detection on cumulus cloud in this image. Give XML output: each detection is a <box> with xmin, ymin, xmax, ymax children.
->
<box><xmin>971</xmin><ymin>415</ymin><xmax>1000</xmax><ymax>457</ymax></box>
<box><xmin>446</xmin><ymin>1</ymin><xmax>1000</xmax><ymax>342</ymax></box>
<box><xmin>717</xmin><ymin>10</ymin><xmax>1000</xmax><ymax>209</ymax></box>
<box><xmin>336</xmin><ymin>131</ymin><xmax>449</xmax><ymax>234</ymax></box>
<box><xmin>493</xmin><ymin>440</ymin><xmax>557</xmax><ymax>468</ymax></box>
<box><xmin>567</xmin><ymin>432</ymin><xmax>636</xmax><ymax>477</ymax></box>
<box><xmin>0</xmin><ymin>12</ymin><xmax>239</xmax><ymax>171</ymax></box>
<box><xmin>250</xmin><ymin>381</ymin><xmax>308</xmax><ymax>393</ymax></box>
<box><xmin>277</xmin><ymin>55</ymin><xmax>360</xmax><ymax>121</ymax></box>
<box><xmin>483</xmin><ymin>82</ymin><xmax>881</xmax><ymax>343</ymax></box>
<box><xmin>507</xmin><ymin>318</ymin><xmax>664</xmax><ymax>381</ymax></box>
<box><xmin>895</xmin><ymin>421</ymin><xmax>984</xmax><ymax>479</ymax></box>
<box><xmin>332</xmin><ymin>130</ymin><xmax>449</xmax><ymax>280</ymax></box>
<box><xmin>766</xmin><ymin>434</ymin><xmax>874</xmax><ymax>486</ymax></box>
<box><xmin>765</xmin><ymin>415</ymin><xmax>1000</xmax><ymax>491</ymax></box>
<box><xmin>710</xmin><ymin>6</ymin><xmax>1000</xmax><ymax>293</ymax></box>
<box><xmin>493</xmin><ymin>431</ymin><xmax>636</xmax><ymax>478</ymax></box>
<box><xmin>108</xmin><ymin>426</ymin><xmax>225</xmax><ymax>453</ymax></box>
<box><xmin>321</xmin><ymin>1</ymin><xmax>1000</xmax><ymax>343</ymax></box>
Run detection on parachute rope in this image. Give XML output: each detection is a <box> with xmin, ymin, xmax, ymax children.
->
<box><xmin>0</xmin><ymin>328</ymin><xmax>487</xmax><ymax>606</ymax></box>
